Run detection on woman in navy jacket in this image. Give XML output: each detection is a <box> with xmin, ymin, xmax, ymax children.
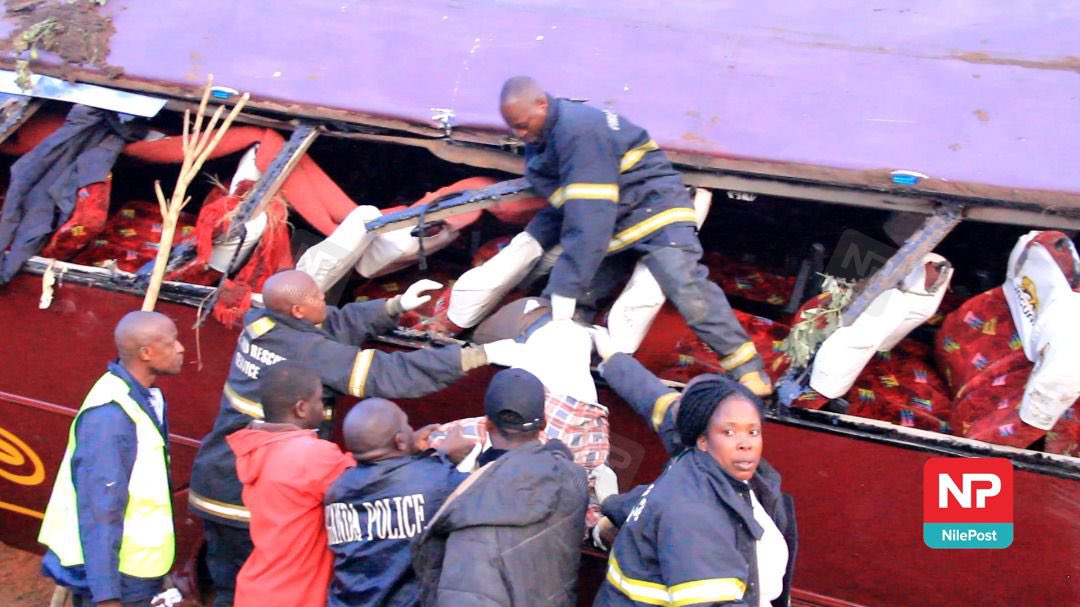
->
<box><xmin>592</xmin><ymin>373</ymin><xmax>797</xmax><ymax>607</ymax></box>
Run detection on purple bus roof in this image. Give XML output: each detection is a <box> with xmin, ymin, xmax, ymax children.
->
<box><xmin>2</xmin><ymin>1</ymin><xmax>1079</xmax><ymax>206</ymax></box>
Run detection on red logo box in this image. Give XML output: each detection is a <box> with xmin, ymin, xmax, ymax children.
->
<box><xmin>923</xmin><ymin>457</ymin><xmax>1013</xmax><ymax>524</ymax></box>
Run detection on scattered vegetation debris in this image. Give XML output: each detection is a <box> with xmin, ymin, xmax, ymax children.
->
<box><xmin>781</xmin><ymin>274</ymin><xmax>856</xmax><ymax>368</ymax></box>
<box><xmin>4</xmin><ymin>0</ymin><xmax>119</xmax><ymax>89</ymax></box>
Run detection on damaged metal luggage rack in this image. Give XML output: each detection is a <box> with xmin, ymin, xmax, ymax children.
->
<box><xmin>22</xmin><ymin>256</ymin><xmax>216</xmax><ymax>309</ymax></box>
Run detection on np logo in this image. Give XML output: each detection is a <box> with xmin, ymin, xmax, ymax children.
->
<box><xmin>923</xmin><ymin>457</ymin><xmax>1013</xmax><ymax>549</ymax></box>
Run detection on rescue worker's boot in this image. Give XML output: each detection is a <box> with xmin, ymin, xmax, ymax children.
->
<box><xmin>738</xmin><ymin>369</ymin><xmax>774</xmax><ymax>397</ymax></box>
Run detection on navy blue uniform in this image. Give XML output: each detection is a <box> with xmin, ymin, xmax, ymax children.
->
<box><xmin>524</xmin><ymin>96</ymin><xmax>692</xmax><ymax>300</ymax></box>
<box><xmin>524</xmin><ymin>97</ymin><xmax>762</xmax><ymax>375</ymax></box>
<box><xmin>593</xmin><ymin>450</ymin><xmax>797</xmax><ymax>607</ymax></box>
<box><xmin>601</xmin><ymin>352</ymin><xmax>685</xmax><ymax>455</ymax></box>
<box><xmin>41</xmin><ymin>362</ymin><xmax>168</xmax><ymax>605</ymax></box>
<box><xmin>189</xmin><ymin>300</ymin><xmax>467</xmax><ymax>606</ymax></box>
<box><xmin>595</xmin><ymin>353</ymin><xmax>797</xmax><ymax>606</ymax></box>
<box><xmin>324</xmin><ymin>451</ymin><xmax>465</xmax><ymax>607</ymax></box>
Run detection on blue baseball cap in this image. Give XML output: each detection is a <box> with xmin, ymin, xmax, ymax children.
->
<box><xmin>484</xmin><ymin>368</ymin><xmax>545</xmax><ymax>431</ymax></box>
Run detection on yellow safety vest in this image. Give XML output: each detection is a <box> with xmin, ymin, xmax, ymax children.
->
<box><xmin>38</xmin><ymin>372</ymin><xmax>175</xmax><ymax>578</ymax></box>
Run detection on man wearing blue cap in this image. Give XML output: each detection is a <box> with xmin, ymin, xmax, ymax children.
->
<box><xmin>413</xmin><ymin>368</ymin><xmax>590</xmax><ymax>607</ymax></box>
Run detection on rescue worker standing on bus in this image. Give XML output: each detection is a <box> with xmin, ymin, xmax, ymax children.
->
<box><xmin>497</xmin><ymin>76</ymin><xmax>771</xmax><ymax>396</ymax></box>
<box><xmin>188</xmin><ymin>270</ymin><xmax>521</xmax><ymax>607</ymax></box>
<box><xmin>39</xmin><ymin>311</ymin><xmax>185</xmax><ymax>607</ymax></box>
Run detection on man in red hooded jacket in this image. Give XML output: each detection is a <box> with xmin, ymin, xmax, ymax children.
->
<box><xmin>226</xmin><ymin>361</ymin><xmax>355</xmax><ymax>607</ymax></box>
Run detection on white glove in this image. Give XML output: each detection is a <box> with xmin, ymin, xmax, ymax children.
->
<box><xmin>590</xmin><ymin>463</ymin><xmax>619</xmax><ymax>505</ymax></box>
<box><xmin>591</xmin><ymin>516</ymin><xmax>616</xmax><ymax>551</ymax></box>
<box><xmin>151</xmin><ymin>588</ymin><xmax>184</xmax><ymax>607</ymax></box>
<box><xmin>551</xmin><ymin>294</ymin><xmax>577</xmax><ymax>322</ymax></box>
<box><xmin>400</xmin><ymin>278</ymin><xmax>444</xmax><ymax>312</ymax></box>
<box><xmin>482</xmin><ymin>338</ymin><xmax>526</xmax><ymax>367</ymax></box>
<box><xmin>589</xmin><ymin>325</ymin><xmax>622</xmax><ymax>362</ymax></box>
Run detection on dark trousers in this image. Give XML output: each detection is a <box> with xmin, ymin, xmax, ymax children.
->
<box><xmin>638</xmin><ymin>227</ymin><xmax>762</xmax><ymax>376</ymax></box>
<box><xmin>202</xmin><ymin>519</ymin><xmax>254</xmax><ymax>607</ymax></box>
<box><xmin>71</xmin><ymin>596</ymin><xmax>150</xmax><ymax>607</ymax></box>
<box><xmin>554</xmin><ymin>223</ymin><xmax>762</xmax><ymax>376</ymax></box>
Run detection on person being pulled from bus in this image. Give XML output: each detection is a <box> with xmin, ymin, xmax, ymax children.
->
<box><xmin>447</xmin><ymin>75</ymin><xmax>772</xmax><ymax>397</ymax></box>
<box><xmin>38</xmin><ymin>311</ymin><xmax>185</xmax><ymax>607</ymax></box>
<box><xmin>412</xmin><ymin>368</ymin><xmax>590</xmax><ymax>607</ymax></box>
<box><xmin>590</xmin><ymin>329</ymin><xmax>798</xmax><ymax>607</ymax></box>
<box><xmin>423</xmin><ymin>297</ymin><xmax>620</xmax><ymax>528</ymax></box>
<box><xmin>226</xmin><ymin>362</ymin><xmax>355</xmax><ymax>607</ymax></box>
<box><xmin>187</xmin><ymin>269</ymin><xmax>522</xmax><ymax>607</ymax></box>
<box><xmin>323</xmin><ymin>398</ymin><xmax>474</xmax><ymax>607</ymax></box>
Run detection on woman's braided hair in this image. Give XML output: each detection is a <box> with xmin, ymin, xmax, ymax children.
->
<box><xmin>676</xmin><ymin>374</ymin><xmax>766</xmax><ymax>448</ymax></box>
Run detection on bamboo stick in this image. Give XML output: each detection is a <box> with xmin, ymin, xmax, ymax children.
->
<box><xmin>142</xmin><ymin>76</ymin><xmax>249</xmax><ymax>311</ymax></box>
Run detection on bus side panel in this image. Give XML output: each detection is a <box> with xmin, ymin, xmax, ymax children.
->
<box><xmin>0</xmin><ymin>273</ymin><xmax>237</xmax><ymax>568</ymax></box>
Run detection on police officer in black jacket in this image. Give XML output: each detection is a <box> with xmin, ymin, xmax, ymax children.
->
<box><xmin>324</xmin><ymin>397</ymin><xmax>473</xmax><ymax>607</ymax></box>
<box><xmin>413</xmin><ymin>368</ymin><xmax>589</xmax><ymax>607</ymax></box>
<box><xmin>189</xmin><ymin>270</ymin><xmax>521</xmax><ymax>606</ymax></box>
<box><xmin>499</xmin><ymin>76</ymin><xmax>772</xmax><ymax>397</ymax></box>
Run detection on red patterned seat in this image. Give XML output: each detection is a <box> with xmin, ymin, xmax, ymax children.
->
<box><xmin>630</xmin><ymin>304</ymin><xmax>789</xmax><ymax>385</ymax></box>
<box><xmin>39</xmin><ymin>178</ymin><xmax>112</xmax><ymax>261</ymax></box>
<box><xmin>704</xmin><ymin>251</ymin><xmax>796</xmax><ymax>307</ymax></box>
<box><xmin>936</xmin><ymin>286</ymin><xmax>1080</xmax><ymax>453</ymax></box>
<box><xmin>845</xmin><ymin>339</ymin><xmax>952</xmax><ymax>433</ymax></box>
<box><xmin>72</xmin><ymin>200</ymin><xmax>196</xmax><ymax>273</ymax></box>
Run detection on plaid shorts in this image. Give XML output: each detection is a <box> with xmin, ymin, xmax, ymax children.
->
<box><xmin>428</xmin><ymin>392</ymin><xmax>610</xmax><ymax>471</ymax></box>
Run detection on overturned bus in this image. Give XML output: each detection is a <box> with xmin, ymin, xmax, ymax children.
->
<box><xmin>0</xmin><ymin>2</ymin><xmax>1078</xmax><ymax>606</ymax></box>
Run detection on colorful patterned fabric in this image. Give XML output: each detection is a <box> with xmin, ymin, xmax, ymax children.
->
<box><xmin>72</xmin><ymin>200</ymin><xmax>196</xmax><ymax>272</ymax></box>
<box><xmin>782</xmin><ymin>290</ymin><xmax>953</xmax><ymax>422</ymax></box>
<box><xmin>1045</xmin><ymin>409</ymin><xmax>1080</xmax><ymax>457</ymax></box>
<box><xmin>427</xmin><ymin>392</ymin><xmax>610</xmax><ymax>528</ymax></box>
<box><xmin>845</xmin><ymin>339</ymin><xmax>952</xmax><ymax>433</ymax></box>
<box><xmin>934</xmin><ymin>287</ymin><xmax>1026</xmax><ymax>399</ymax></box>
<box><xmin>427</xmin><ymin>392</ymin><xmax>610</xmax><ymax>472</ymax></box>
<box><xmin>949</xmin><ymin>353</ymin><xmax>1044</xmax><ymax>447</ymax></box>
<box><xmin>39</xmin><ymin>178</ymin><xmax>112</xmax><ymax>261</ymax></box>
<box><xmin>704</xmin><ymin>251</ymin><xmax>796</xmax><ymax>307</ymax></box>
<box><xmin>631</xmin><ymin>304</ymin><xmax>789</xmax><ymax>385</ymax></box>
<box><xmin>936</xmin><ymin>287</ymin><xmax>1080</xmax><ymax>451</ymax></box>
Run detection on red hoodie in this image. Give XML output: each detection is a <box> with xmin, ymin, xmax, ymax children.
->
<box><xmin>227</xmin><ymin>427</ymin><xmax>355</xmax><ymax>607</ymax></box>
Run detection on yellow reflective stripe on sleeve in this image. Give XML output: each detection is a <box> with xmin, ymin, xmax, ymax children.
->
<box><xmin>608</xmin><ymin>207</ymin><xmax>698</xmax><ymax>253</ymax></box>
<box><xmin>620</xmin><ymin>139</ymin><xmax>660</xmax><ymax>173</ymax></box>
<box><xmin>188</xmin><ymin>491</ymin><xmax>251</xmax><ymax>522</ymax></box>
<box><xmin>223</xmin><ymin>383</ymin><xmax>264</xmax><ymax>419</ymax></box>
<box><xmin>245</xmin><ymin>317</ymin><xmax>276</xmax><ymax>339</ymax></box>
<box><xmin>669</xmin><ymin>578</ymin><xmax>747</xmax><ymax>606</ymax></box>
<box><xmin>348</xmin><ymin>349</ymin><xmax>376</xmax><ymax>397</ymax></box>
<box><xmin>606</xmin><ymin>555</ymin><xmax>670</xmax><ymax>606</ymax></box>
<box><xmin>651</xmin><ymin>392</ymin><xmax>680</xmax><ymax>431</ymax></box>
<box><xmin>719</xmin><ymin>342</ymin><xmax>757</xmax><ymax>371</ymax></box>
<box><xmin>549</xmin><ymin>183</ymin><xmax>620</xmax><ymax>208</ymax></box>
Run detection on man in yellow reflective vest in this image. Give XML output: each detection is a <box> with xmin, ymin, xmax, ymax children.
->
<box><xmin>39</xmin><ymin>311</ymin><xmax>185</xmax><ymax>607</ymax></box>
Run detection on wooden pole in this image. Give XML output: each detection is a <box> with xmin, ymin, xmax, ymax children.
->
<box><xmin>142</xmin><ymin>76</ymin><xmax>249</xmax><ymax>311</ymax></box>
